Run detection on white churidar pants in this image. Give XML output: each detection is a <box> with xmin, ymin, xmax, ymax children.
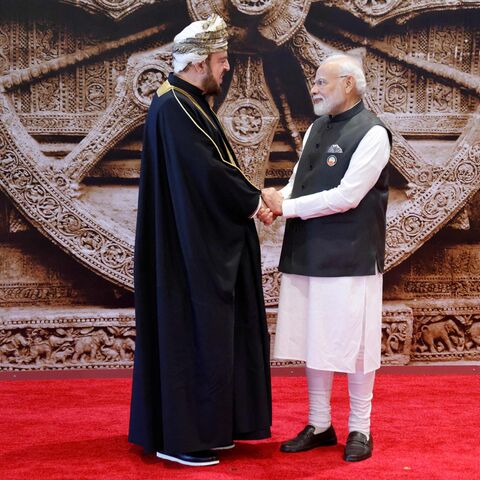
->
<box><xmin>306</xmin><ymin>345</ymin><xmax>375</xmax><ymax>437</ymax></box>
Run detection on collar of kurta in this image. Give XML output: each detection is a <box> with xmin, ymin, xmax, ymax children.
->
<box><xmin>328</xmin><ymin>100</ymin><xmax>365</xmax><ymax>123</ymax></box>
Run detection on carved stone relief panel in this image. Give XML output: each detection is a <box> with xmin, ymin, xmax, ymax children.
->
<box><xmin>58</xmin><ymin>0</ymin><xmax>159</xmax><ymax>21</ymax></box>
<box><xmin>317</xmin><ymin>0</ymin><xmax>480</xmax><ymax>27</ymax></box>
<box><xmin>411</xmin><ymin>300</ymin><xmax>480</xmax><ymax>362</ymax></box>
<box><xmin>0</xmin><ymin>234</ymin><xmax>131</xmax><ymax>308</ymax></box>
<box><xmin>1</xmin><ymin>308</ymin><xmax>135</xmax><ymax>370</ymax></box>
<box><xmin>381</xmin><ymin>303</ymin><xmax>414</xmax><ymax>366</ymax></box>
<box><xmin>385</xmin><ymin>243</ymin><xmax>480</xmax><ymax>300</ymax></box>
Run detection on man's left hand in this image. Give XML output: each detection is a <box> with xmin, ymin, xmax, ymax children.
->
<box><xmin>256</xmin><ymin>200</ymin><xmax>275</xmax><ymax>225</ymax></box>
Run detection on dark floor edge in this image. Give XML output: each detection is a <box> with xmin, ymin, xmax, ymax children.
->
<box><xmin>1</xmin><ymin>363</ymin><xmax>479</xmax><ymax>380</ymax></box>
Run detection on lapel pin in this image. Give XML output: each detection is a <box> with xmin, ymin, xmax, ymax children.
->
<box><xmin>326</xmin><ymin>155</ymin><xmax>337</xmax><ymax>167</ymax></box>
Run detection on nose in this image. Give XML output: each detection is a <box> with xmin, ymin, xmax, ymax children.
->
<box><xmin>224</xmin><ymin>59</ymin><xmax>230</xmax><ymax>72</ymax></box>
<box><xmin>311</xmin><ymin>83</ymin><xmax>319</xmax><ymax>96</ymax></box>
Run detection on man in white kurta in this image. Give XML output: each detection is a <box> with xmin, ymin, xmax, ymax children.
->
<box><xmin>262</xmin><ymin>54</ymin><xmax>391</xmax><ymax>462</ymax></box>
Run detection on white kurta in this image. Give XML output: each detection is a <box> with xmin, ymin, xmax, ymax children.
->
<box><xmin>274</xmin><ymin>123</ymin><xmax>391</xmax><ymax>374</ymax></box>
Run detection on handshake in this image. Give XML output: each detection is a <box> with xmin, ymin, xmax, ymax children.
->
<box><xmin>257</xmin><ymin>187</ymin><xmax>284</xmax><ymax>226</ymax></box>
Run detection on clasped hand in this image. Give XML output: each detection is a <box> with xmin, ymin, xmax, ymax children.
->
<box><xmin>256</xmin><ymin>187</ymin><xmax>283</xmax><ymax>225</ymax></box>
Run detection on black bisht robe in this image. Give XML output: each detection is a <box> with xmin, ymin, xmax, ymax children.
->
<box><xmin>129</xmin><ymin>73</ymin><xmax>272</xmax><ymax>454</ymax></box>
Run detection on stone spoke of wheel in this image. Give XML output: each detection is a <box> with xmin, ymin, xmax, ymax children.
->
<box><xmin>64</xmin><ymin>47</ymin><xmax>173</xmax><ymax>182</ymax></box>
<box><xmin>218</xmin><ymin>55</ymin><xmax>280</xmax><ymax>188</ymax></box>
<box><xmin>385</xmin><ymin>109</ymin><xmax>480</xmax><ymax>271</ymax></box>
<box><xmin>0</xmin><ymin>93</ymin><xmax>135</xmax><ymax>290</ymax></box>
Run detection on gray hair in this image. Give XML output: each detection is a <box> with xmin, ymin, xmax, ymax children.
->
<box><xmin>321</xmin><ymin>54</ymin><xmax>367</xmax><ymax>96</ymax></box>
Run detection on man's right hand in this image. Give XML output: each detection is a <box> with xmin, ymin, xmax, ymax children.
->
<box><xmin>261</xmin><ymin>188</ymin><xmax>283</xmax><ymax>216</ymax></box>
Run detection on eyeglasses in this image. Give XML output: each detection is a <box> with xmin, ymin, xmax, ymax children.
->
<box><xmin>313</xmin><ymin>75</ymin><xmax>349</xmax><ymax>87</ymax></box>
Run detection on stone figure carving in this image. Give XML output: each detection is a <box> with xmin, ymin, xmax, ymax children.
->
<box><xmin>50</xmin><ymin>346</ymin><xmax>74</xmax><ymax>364</ymax></box>
<box><xmin>100</xmin><ymin>344</ymin><xmax>121</xmax><ymax>361</ymax></box>
<box><xmin>466</xmin><ymin>322</ymin><xmax>480</xmax><ymax>350</ymax></box>
<box><xmin>48</xmin><ymin>332</ymin><xmax>74</xmax><ymax>349</ymax></box>
<box><xmin>382</xmin><ymin>322</ymin><xmax>408</xmax><ymax>356</ymax></box>
<box><xmin>109</xmin><ymin>337</ymin><xmax>135</xmax><ymax>360</ymax></box>
<box><xmin>29</xmin><ymin>337</ymin><xmax>53</xmax><ymax>364</ymax></box>
<box><xmin>0</xmin><ymin>332</ymin><xmax>28</xmax><ymax>362</ymax></box>
<box><xmin>420</xmin><ymin>319</ymin><xmax>463</xmax><ymax>353</ymax></box>
<box><xmin>72</xmin><ymin>328</ymin><xmax>110</xmax><ymax>362</ymax></box>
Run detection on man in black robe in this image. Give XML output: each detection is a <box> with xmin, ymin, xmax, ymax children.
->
<box><xmin>129</xmin><ymin>14</ymin><xmax>272</xmax><ymax>467</ymax></box>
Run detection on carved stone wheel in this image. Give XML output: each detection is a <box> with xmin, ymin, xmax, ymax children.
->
<box><xmin>0</xmin><ymin>0</ymin><xmax>479</xmax><ymax>309</ymax></box>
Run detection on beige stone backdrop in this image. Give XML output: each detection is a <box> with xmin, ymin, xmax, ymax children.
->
<box><xmin>0</xmin><ymin>0</ymin><xmax>479</xmax><ymax>371</ymax></box>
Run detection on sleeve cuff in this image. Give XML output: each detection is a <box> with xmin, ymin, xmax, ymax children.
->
<box><xmin>249</xmin><ymin>197</ymin><xmax>262</xmax><ymax>218</ymax></box>
<box><xmin>279</xmin><ymin>185</ymin><xmax>291</xmax><ymax>200</ymax></box>
<box><xmin>282</xmin><ymin>199</ymin><xmax>297</xmax><ymax>218</ymax></box>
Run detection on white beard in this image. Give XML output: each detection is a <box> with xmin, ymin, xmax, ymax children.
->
<box><xmin>313</xmin><ymin>99</ymin><xmax>332</xmax><ymax>116</ymax></box>
<box><xmin>313</xmin><ymin>90</ymin><xmax>342</xmax><ymax>116</ymax></box>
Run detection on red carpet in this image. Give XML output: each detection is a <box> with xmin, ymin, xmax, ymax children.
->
<box><xmin>1</xmin><ymin>374</ymin><xmax>479</xmax><ymax>480</ymax></box>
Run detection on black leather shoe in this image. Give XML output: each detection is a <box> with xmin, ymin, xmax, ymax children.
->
<box><xmin>280</xmin><ymin>425</ymin><xmax>337</xmax><ymax>453</ymax></box>
<box><xmin>156</xmin><ymin>450</ymin><xmax>219</xmax><ymax>466</ymax></box>
<box><xmin>343</xmin><ymin>431</ymin><xmax>373</xmax><ymax>462</ymax></box>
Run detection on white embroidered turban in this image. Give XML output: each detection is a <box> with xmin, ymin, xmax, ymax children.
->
<box><xmin>172</xmin><ymin>14</ymin><xmax>229</xmax><ymax>73</ymax></box>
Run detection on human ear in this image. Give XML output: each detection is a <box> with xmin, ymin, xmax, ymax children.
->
<box><xmin>345</xmin><ymin>76</ymin><xmax>354</xmax><ymax>94</ymax></box>
<box><xmin>199</xmin><ymin>59</ymin><xmax>210</xmax><ymax>73</ymax></box>
<box><xmin>193</xmin><ymin>61</ymin><xmax>207</xmax><ymax>74</ymax></box>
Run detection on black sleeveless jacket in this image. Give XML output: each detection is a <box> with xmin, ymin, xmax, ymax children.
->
<box><xmin>279</xmin><ymin>101</ymin><xmax>392</xmax><ymax>277</ymax></box>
